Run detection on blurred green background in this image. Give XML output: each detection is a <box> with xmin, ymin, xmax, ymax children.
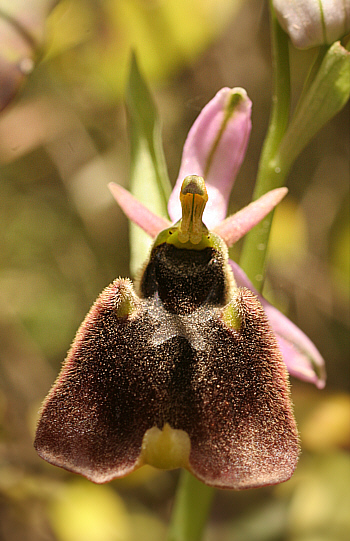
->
<box><xmin>0</xmin><ymin>0</ymin><xmax>349</xmax><ymax>540</ymax></box>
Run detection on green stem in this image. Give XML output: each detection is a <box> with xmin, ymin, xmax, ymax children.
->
<box><xmin>167</xmin><ymin>471</ymin><xmax>215</xmax><ymax>541</ymax></box>
<box><xmin>239</xmin><ymin>1</ymin><xmax>291</xmax><ymax>292</ymax></box>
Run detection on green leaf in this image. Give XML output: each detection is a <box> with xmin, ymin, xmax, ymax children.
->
<box><xmin>126</xmin><ymin>52</ymin><xmax>171</xmax><ymax>275</ymax></box>
<box><xmin>276</xmin><ymin>41</ymin><xmax>350</xmax><ymax>172</ymax></box>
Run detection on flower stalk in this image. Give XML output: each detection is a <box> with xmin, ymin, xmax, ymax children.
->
<box><xmin>167</xmin><ymin>472</ymin><xmax>214</xmax><ymax>541</ymax></box>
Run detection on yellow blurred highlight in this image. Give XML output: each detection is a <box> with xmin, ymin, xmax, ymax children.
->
<box><xmin>269</xmin><ymin>197</ymin><xmax>308</xmax><ymax>268</ymax></box>
<box><xmin>49</xmin><ymin>480</ymin><xmax>130</xmax><ymax>541</ymax></box>
<box><xmin>330</xmin><ymin>215</ymin><xmax>350</xmax><ymax>300</ymax></box>
<box><xmin>287</xmin><ymin>452</ymin><xmax>350</xmax><ymax>539</ymax></box>
<box><xmin>301</xmin><ymin>394</ymin><xmax>350</xmax><ymax>451</ymax></box>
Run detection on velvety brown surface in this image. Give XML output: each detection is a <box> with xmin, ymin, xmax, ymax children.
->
<box><xmin>140</xmin><ymin>244</ymin><xmax>227</xmax><ymax>314</ymax></box>
<box><xmin>35</xmin><ymin>244</ymin><xmax>299</xmax><ymax>488</ymax></box>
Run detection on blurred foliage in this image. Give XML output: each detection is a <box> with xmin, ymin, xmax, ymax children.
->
<box><xmin>45</xmin><ymin>0</ymin><xmax>242</xmax><ymax>104</ymax></box>
<box><xmin>0</xmin><ymin>0</ymin><xmax>58</xmax><ymax>111</ymax></box>
<box><xmin>0</xmin><ymin>0</ymin><xmax>349</xmax><ymax>540</ymax></box>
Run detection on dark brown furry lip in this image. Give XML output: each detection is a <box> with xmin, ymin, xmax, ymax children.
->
<box><xmin>34</xmin><ymin>241</ymin><xmax>299</xmax><ymax>489</ymax></box>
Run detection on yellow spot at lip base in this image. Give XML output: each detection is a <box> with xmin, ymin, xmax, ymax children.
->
<box><xmin>138</xmin><ymin>423</ymin><xmax>191</xmax><ymax>470</ymax></box>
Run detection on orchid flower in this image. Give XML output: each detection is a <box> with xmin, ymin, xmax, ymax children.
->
<box><xmin>34</xmin><ymin>87</ymin><xmax>326</xmax><ymax>492</ymax></box>
<box><xmin>109</xmin><ymin>87</ymin><xmax>326</xmax><ymax>390</ymax></box>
